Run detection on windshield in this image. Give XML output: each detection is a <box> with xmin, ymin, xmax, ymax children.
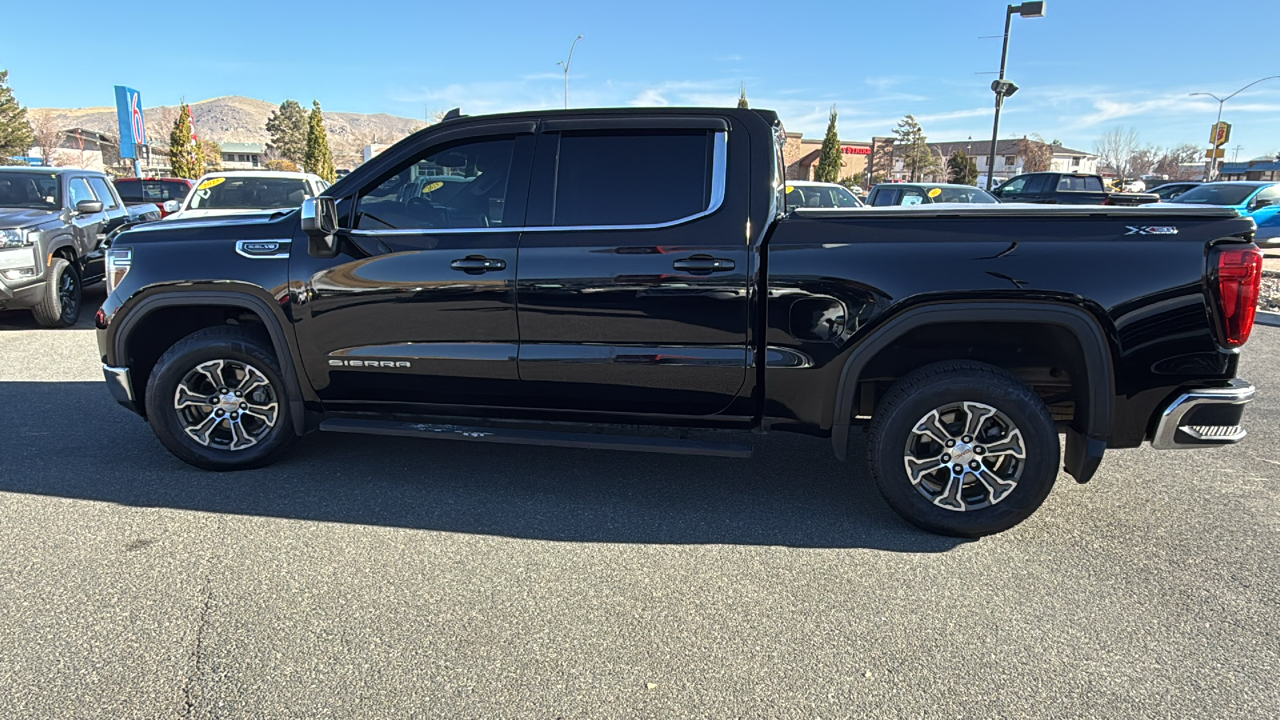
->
<box><xmin>932</xmin><ymin>187</ymin><xmax>998</xmax><ymax>203</ymax></box>
<box><xmin>1169</xmin><ymin>183</ymin><xmax>1258</xmax><ymax>206</ymax></box>
<box><xmin>0</xmin><ymin>172</ymin><xmax>61</xmax><ymax>210</ymax></box>
<box><xmin>188</xmin><ymin>176</ymin><xmax>309</xmax><ymax>210</ymax></box>
<box><xmin>787</xmin><ymin>184</ymin><xmax>863</xmax><ymax>208</ymax></box>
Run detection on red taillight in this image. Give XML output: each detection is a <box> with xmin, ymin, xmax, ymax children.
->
<box><xmin>1215</xmin><ymin>246</ymin><xmax>1263</xmax><ymax>347</ymax></box>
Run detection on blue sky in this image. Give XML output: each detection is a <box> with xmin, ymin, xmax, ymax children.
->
<box><xmin>3</xmin><ymin>0</ymin><xmax>1278</xmax><ymax>160</ymax></box>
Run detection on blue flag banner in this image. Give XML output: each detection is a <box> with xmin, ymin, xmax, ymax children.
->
<box><xmin>114</xmin><ymin>86</ymin><xmax>146</xmax><ymax>160</ymax></box>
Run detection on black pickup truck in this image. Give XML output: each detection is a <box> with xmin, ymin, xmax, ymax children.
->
<box><xmin>95</xmin><ymin>107</ymin><xmax>1263</xmax><ymax>537</ymax></box>
<box><xmin>992</xmin><ymin>171</ymin><xmax>1158</xmax><ymax>206</ymax></box>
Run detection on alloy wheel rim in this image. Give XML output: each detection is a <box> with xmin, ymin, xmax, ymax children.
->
<box><xmin>902</xmin><ymin>401</ymin><xmax>1026</xmax><ymax>512</ymax></box>
<box><xmin>174</xmin><ymin>359</ymin><xmax>279</xmax><ymax>451</ymax></box>
<box><xmin>59</xmin><ymin>271</ymin><xmax>78</xmax><ymax>321</ymax></box>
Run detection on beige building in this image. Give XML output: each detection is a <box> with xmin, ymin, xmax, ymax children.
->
<box><xmin>782</xmin><ymin>132</ymin><xmax>871</xmax><ymax>184</ymax></box>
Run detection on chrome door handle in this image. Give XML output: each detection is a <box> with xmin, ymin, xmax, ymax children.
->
<box><xmin>450</xmin><ymin>255</ymin><xmax>506</xmax><ymax>273</ymax></box>
<box><xmin>673</xmin><ymin>255</ymin><xmax>735</xmax><ymax>273</ymax></box>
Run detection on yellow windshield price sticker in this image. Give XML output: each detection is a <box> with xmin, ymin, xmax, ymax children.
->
<box><xmin>927</xmin><ymin>188</ymin><xmax>942</xmax><ymax>198</ymax></box>
<box><xmin>197</xmin><ymin>177</ymin><xmax>225</xmax><ymax>190</ymax></box>
<box><xmin>785</xmin><ymin>186</ymin><xmax>794</xmax><ymax>193</ymax></box>
<box><xmin>421</xmin><ymin>181</ymin><xmax>444</xmax><ymax>194</ymax></box>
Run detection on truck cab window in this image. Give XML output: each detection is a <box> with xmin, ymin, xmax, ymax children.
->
<box><xmin>67</xmin><ymin>177</ymin><xmax>95</xmax><ymax>208</ymax></box>
<box><xmin>356</xmin><ymin>136</ymin><xmax>515</xmax><ymax>231</ymax></box>
<box><xmin>552</xmin><ymin>130</ymin><xmax>714</xmax><ymax>226</ymax></box>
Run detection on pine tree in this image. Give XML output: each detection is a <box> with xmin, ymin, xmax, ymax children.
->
<box><xmin>892</xmin><ymin>115</ymin><xmax>932</xmax><ymax>182</ymax></box>
<box><xmin>947</xmin><ymin>150</ymin><xmax>978</xmax><ymax>185</ymax></box>
<box><xmin>737</xmin><ymin>83</ymin><xmax>749</xmax><ymax>109</ymax></box>
<box><xmin>169</xmin><ymin>101</ymin><xmax>200</xmax><ymax>179</ymax></box>
<box><xmin>304</xmin><ymin>100</ymin><xmax>335</xmax><ymax>182</ymax></box>
<box><xmin>0</xmin><ymin>70</ymin><xmax>35</xmax><ymax>165</ymax></box>
<box><xmin>814</xmin><ymin>105</ymin><xmax>841</xmax><ymax>183</ymax></box>
<box><xmin>265</xmin><ymin>99</ymin><xmax>307</xmax><ymax>165</ymax></box>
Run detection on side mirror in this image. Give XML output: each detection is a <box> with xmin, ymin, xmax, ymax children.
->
<box><xmin>1253</xmin><ymin>198</ymin><xmax>1276</xmax><ymax>209</ymax></box>
<box><xmin>162</xmin><ymin>200</ymin><xmax>180</xmax><ymax>213</ymax></box>
<box><xmin>76</xmin><ymin>199</ymin><xmax>104</xmax><ymax>214</ymax></box>
<box><xmin>301</xmin><ymin>196</ymin><xmax>339</xmax><ymax>258</ymax></box>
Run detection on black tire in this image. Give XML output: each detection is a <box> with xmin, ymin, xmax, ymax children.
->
<box><xmin>31</xmin><ymin>257</ymin><xmax>81</xmax><ymax>328</ymax></box>
<box><xmin>867</xmin><ymin>361</ymin><xmax>1059</xmax><ymax>537</ymax></box>
<box><xmin>144</xmin><ymin>326</ymin><xmax>297</xmax><ymax>471</ymax></box>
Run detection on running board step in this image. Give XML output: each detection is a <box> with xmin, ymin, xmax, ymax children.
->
<box><xmin>318</xmin><ymin>418</ymin><xmax>753</xmax><ymax>458</ymax></box>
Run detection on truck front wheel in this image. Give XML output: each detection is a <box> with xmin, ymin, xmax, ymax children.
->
<box><xmin>867</xmin><ymin>361</ymin><xmax>1059</xmax><ymax>537</ymax></box>
<box><xmin>144</xmin><ymin>326</ymin><xmax>297</xmax><ymax>470</ymax></box>
<box><xmin>31</xmin><ymin>258</ymin><xmax>81</xmax><ymax>328</ymax></box>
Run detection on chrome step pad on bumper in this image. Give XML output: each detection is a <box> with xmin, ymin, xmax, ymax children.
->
<box><xmin>1152</xmin><ymin>379</ymin><xmax>1255</xmax><ymax>449</ymax></box>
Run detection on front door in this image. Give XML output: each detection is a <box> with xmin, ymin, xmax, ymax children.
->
<box><xmin>513</xmin><ymin>118</ymin><xmax>752</xmax><ymax>417</ymax></box>
<box><xmin>290</xmin><ymin>124</ymin><xmax>534</xmax><ymax>411</ymax></box>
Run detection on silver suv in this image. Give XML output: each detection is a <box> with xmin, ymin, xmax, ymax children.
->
<box><xmin>0</xmin><ymin>167</ymin><xmax>142</xmax><ymax>327</ymax></box>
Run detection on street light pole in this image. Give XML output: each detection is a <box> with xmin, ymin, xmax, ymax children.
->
<box><xmin>985</xmin><ymin>2</ymin><xmax>1045</xmax><ymax>190</ymax></box>
<box><xmin>1190</xmin><ymin>75</ymin><xmax>1280</xmax><ymax>181</ymax></box>
<box><xmin>557</xmin><ymin>35</ymin><xmax>583</xmax><ymax>110</ymax></box>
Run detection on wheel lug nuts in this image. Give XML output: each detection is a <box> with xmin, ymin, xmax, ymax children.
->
<box><xmin>953</xmin><ymin>464</ymin><xmax>963</xmax><ymax>472</ymax></box>
<box><xmin>219</xmin><ymin>388</ymin><xmax>227</xmax><ymax>394</ymax></box>
<box><xmin>240</xmin><ymin>403</ymin><xmax>247</xmax><ymax>409</ymax></box>
<box><xmin>945</xmin><ymin>439</ymin><xmax>955</xmax><ymax>448</ymax></box>
<box><xmin>215</xmin><ymin>409</ymin><xmax>224</xmax><ymax>416</ymax></box>
<box><xmin>975</xmin><ymin>446</ymin><xmax>985</xmax><ymax>455</ymax></box>
<box><xmin>962</xmin><ymin>435</ymin><xmax>972</xmax><ymax>443</ymax></box>
<box><xmin>941</xmin><ymin>454</ymin><xmax>951</xmax><ymax>463</ymax></box>
<box><xmin>230</xmin><ymin>412</ymin><xmax>238</xmax><ymax>419</ymax></box>
<box><xmin>970</xmin><ymin>461</ymin><xmax>981</xmax><ymax>470</ymax></box>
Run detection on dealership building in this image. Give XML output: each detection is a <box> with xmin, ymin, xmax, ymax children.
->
<box><xmin>781</xmin><ymin>132</ymin><xmax>871</xmax><ymax>183</ymax></box>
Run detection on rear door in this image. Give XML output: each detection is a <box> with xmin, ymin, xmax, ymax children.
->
<box><xmin>513</xmin><ymin>116</ymin><xmax>752</xmax><ymax>417</ymax></box>
<box><xmin>84</xmin><ymin>176</ymin><xmax>128</xmax><ymax>281</ymax></box>
<box><xmin>1019</xmin><ymin>174</ymin><xmax>1052</xmax><ymax>203</ymax></box>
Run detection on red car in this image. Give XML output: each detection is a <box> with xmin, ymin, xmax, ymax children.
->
<box><xmin>112</xmin><ymin>177</ymin><xmax>194</xmax><ymax>218</ymax></box>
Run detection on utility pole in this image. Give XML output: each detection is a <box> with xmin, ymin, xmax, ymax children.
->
<box><xmin>557</xmin><ymin>35</ymin><xmax>583</xmax><ymax>110</ymax></box>
<box><xmin>1191</xmin><ymin>76</ymin><xmax>1280</xmax><ymax>181</ymax></box>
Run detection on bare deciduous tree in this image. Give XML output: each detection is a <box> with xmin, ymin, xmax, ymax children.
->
<box><xmin>1152</xmin><ymin>143</ymin><xmax>1203</xmax><ymax>179</ymax></box>
<box><xmin>1094</xmin><ymin>127</ymin><xmax>1141</xmax><ymax>182</ymax></box>
<box><xmin>27</xmin><ymin>109</ymin><xmax>64</xmax><ymax>166</ymax></box>
<box><xmin>1015</xmin><ymin>134</ymin><xmax>1054</xmax><ymax>173</ymax></box>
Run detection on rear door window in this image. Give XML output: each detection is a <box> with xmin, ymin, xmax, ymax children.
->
<box><xmin>551</xmin><ymin>130</ymin><xmax>715</xmax><ymax>226</ymax></box>
<box><xmin>1022</xmin><ymin>175</ymin><xmax>1050</xmax><ymax>195</ymax></box>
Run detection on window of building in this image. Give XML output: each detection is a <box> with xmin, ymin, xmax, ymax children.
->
<box><xmin>552</xmin><ymin>130</ymin><xmax>715</xmax><ymax>226</ymax></box>
<box><xmin>1004</xmin><ymin>155</ymin><xmax>1017</xmax><ymax>167</ymax></box>
<box><xmin>356</xmin><ymin>135</ymin><xmax>516</xmax><ymax>231</ymax></box>
<box><xmin>1071</xmin><ymin>156</ymin><xmax>1081</xmax><ymax>167</ymax></box>
<box><xmin>87</xmin><ymin>176</ymin><xmax>119</xmax><ymax>209</ymax></box>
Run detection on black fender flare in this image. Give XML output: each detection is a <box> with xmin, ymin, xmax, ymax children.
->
<box><xmin>830</xmin><ymin>301</ymin><xmax>1114</xmax><ymax>481</ymax></box>
<box><xmin>44</xmin><ymin>234</ymin><xmax>78</xmax><ymax>263</ymax></box>
<box><xmin>113</xmin><ymin>290</ymin><xmax>307</xmax><ymax>436</ymax></box>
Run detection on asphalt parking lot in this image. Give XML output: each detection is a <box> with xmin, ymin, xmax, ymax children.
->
<box><xmin>1</xmin><ymin>288</ymin><xmax>1277</xmax><ymax>719</ymax></box>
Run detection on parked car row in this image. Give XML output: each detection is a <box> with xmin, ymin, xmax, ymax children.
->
<box><xmin>0</xmin><ymin>168</ymin><xmax>329</xmax><ymax>327</ymax></box>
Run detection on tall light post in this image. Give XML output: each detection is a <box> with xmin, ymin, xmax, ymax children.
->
<box><xmin>557</xmin><ymin>35</ymin><xmax>584</xmax><ymax>110</ymax></box>
<box><xmin>985</xmin><ymin>2</ymin><xmax>1046</xmax><ymax>190</ymax></box>
<box><xmin>1190</xmin><ymin>75</ymin><xmax>1280</xmax><ymax>180</ymax></box>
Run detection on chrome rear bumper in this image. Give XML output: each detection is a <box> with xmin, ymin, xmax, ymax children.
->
<box><xmin>1151</xmin><ymin>379</ymin><xmax>1254</xmax><ymax>449</ymax></box>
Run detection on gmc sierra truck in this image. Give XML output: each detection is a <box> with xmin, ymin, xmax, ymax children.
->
<box><xmin>95</xmin><ymin>107</ymin><xmax>1263</xmax><ymax>537</ymax></box>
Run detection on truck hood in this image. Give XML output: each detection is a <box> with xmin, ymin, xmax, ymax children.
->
<box><xmin>0</xmin><ymin>207</ymin><xmax>60</xmax><ymax>229</ymax></box>
<box><xmin>164</xmin><ymin>208</ymin><xmax>281</xmax><ymax>221</ymax></box>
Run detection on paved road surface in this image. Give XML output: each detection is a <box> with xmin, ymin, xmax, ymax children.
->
<box><xmin>1</xmin><ymin>292</ymin><xmax>1277</xmax><ymax>718</ymax></box>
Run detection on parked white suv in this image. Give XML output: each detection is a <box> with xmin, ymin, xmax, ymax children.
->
<box><xmin>166</xmin><ymin>171</ymin><xmax>328</xmax><ymax>221</ymax></box>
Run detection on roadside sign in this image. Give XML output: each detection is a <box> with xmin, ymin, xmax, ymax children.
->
<box><xmin>1209</xmin><ymin>121</ymin><xmax>1231</xmax><ymax>147</ymax></box>
<box><xmin>114</xmin><ymin>86</ymin><xmax>146</xmax><ymax>160</ymax></box>
<box><xmin>1204</xmin><ymin>149</ymin><xmax>1226</xmax><ymax>159</ymax></box>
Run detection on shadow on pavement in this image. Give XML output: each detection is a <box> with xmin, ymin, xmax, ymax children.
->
<box><xmin>0</xmin><ymin>286</ymin><xmax>106</xmax><ymax>331</ymax></box>
<box><xmin>0</xmin><ymin>380</ymin><xmax>964</xmax><ymax>553</ymax></box>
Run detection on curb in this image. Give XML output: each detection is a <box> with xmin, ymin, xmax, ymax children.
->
<box><xmin>1258</xmin><ymin>310</ymin><xmax>1280</xmax><ymax>328</ymax></box>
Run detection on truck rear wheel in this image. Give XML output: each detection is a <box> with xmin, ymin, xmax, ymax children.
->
<box><xmin>867</xmin><ymin>361</ymin><xmax>1059</xmax><ymax>537</ymax></box>
<box><xmin>144</xmin><ymin>326</ymin><xmax>296</xmax><ymax>470</ymax></box>
<box><xmin>32</xmin><ymin>258</ymin><xmax>81</xmax><ymax>328</ymax></box>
